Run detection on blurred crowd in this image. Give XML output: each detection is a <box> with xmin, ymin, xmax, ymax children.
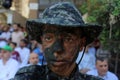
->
<box><xmin>0</xmin><ymin>22</ymin><xmax>118</xmax><ymax>80</ymax></box>
<box><xmin>0</xmin><ymin>23</ymin><xmax>46</xmax><ymax>80</ymax></box>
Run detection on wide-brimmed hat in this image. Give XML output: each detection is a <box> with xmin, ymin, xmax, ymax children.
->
<box><xmin>26</xmin><ymin>2</ymin><xmax>102</xmax><ymax>45</ymax></box>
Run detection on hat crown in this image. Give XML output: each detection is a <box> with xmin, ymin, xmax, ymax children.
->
<box><xmin>26</xmin><ymin>2</ymin><xmax>103</xmax><ymax>45</ymax></box>
<box><xmin>40</xmin><ymin>2</ymin><xmax>84</xmax><ymax>26</ymax></box>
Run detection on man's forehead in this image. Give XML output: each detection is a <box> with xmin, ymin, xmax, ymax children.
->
<box><xmin>96</xmin><ymin>60</ymin><xmax>108</xmax><ymax>64</ymax></box>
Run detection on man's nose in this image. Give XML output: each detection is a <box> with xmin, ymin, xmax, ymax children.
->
<box><xmin>101</xmin><ymin>66</ymin><xmax>106</xmax><ymax>71</ymax></box>
<box><xmin>52</xmin><ymin>38</ymin><xmax>64</xmax><ymax>52</ymax></box>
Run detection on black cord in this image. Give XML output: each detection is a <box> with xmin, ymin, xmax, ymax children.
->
<box><xmin>42</xmin><ymin>56</ymin><xmax>44</xmax><ymax>65</ymax></box>
<box><xmin>78</xmin><ymin>46</ymin><xmax>86</xmax><ymax>65</ymax></box>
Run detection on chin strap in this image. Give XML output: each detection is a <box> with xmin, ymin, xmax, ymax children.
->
<box><xmin>78</xmin><ymin>46</ymin><xmax>86</xmax><ymax>65</ymax></box>
<box><xmin>42</xmin><ymin>56</ymin><xmax>44</xmax><ymax>65</ymax></box>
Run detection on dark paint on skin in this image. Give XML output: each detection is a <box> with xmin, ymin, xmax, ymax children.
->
<box><xmin>44</xmin><ymin>39</ymin><xmax>63</xmax><ymax>64</ymax></box>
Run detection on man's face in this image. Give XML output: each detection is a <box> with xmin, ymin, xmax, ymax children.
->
<box><xmin>1</xmin><ymin>50</ymin><xmax>11</xmax><ymax>60</ymax></box>
<box><xmin>10</xmin><ymin>43</ymin><xmax>16</xmax><ymax>49</ymax></box>
<box><xmin>96</xmin><ymin>60</ymin><xmax>108</xmax><ymax>76</ymax></box>
<box><xmin>20</xmin><ymin>41</ymin><xmax>26</xmax><ymax>47</ymax></box>
<box><xmin>41</xmin><ymin>26</ymin><xmax>84</xmax><ymax>74</ymax></box>
<box><xmin>13</xmin><ymin>24</ymin><xmax>18</xmax><ymax>31</ymax></box>
<box><xmin>29</xmin><ymin>53</ymin><xmax>39</xmax><ymax>65</ymax></box>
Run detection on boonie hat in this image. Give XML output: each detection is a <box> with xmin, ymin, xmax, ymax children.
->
<box><xmin>26</xmin><ymin>2</ymin><xmax>103</xmax><ymax>45</ymax></box>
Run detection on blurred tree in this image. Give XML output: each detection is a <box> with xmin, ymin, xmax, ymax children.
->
<box><xmin>79</xmin><ymin>0</ymin><xmax>120</xmax><ymax>78</ymax></box>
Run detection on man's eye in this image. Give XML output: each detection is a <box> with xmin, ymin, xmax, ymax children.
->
<box><xmin>100</xmin><ymin>65</ymin><xmax>103</xmax><ymax>67</ymax></box>
<box><xmin>64</xmin><ymin>37</ymin><xmax>73</xmax><ymax>42</ymax></box>
<box><xmin>44</xmin><ymin>37</ymin><xmax>52</xmax><ymax>41</ymax></box>
<box><xmin>104</xmin><ymin>65</ymin><xmax>107</xmax><ymax>67</ymax></box>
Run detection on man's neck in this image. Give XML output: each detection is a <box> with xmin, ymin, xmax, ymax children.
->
<box><xmin>2</xmin><ymin>58</ymin><xmax>9</xmax><ymax>65</ymax></box>
<box><xmin>51</xmin><ymin>63</ymin><xmax>76</xmax><ymax>77</ymax></box>
<box><xmin>98</xmin><ymin>73</ymin><xmax>106</xmax><ymax>78</ymax></box>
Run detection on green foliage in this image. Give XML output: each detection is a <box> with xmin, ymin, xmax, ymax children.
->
<box><xmin>79</xmin><ymin>0</ymin><xmax>120</xmax><ymax>53</ymax></box>
<box><xmin>111</xmin><ymin>0</ymin><xmax>120</xmax><ymax>16</ymax></box>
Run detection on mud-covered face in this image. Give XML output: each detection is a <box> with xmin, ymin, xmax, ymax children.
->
<box><xmin>41</xmin><ymin>26</ymin><xmax>85</xmax><ymax>75</ymax></box>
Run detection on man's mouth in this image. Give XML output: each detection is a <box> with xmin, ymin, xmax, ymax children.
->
<box><xmin>51</xmin><ymin>60</ymin><xmax>67</xmax><ymax>66</ymax></box>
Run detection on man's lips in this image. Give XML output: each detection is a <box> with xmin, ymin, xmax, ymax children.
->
<box><xmin>50</xmin><ymin>60</ymin><xmax>67</xmax><ymax>66</ymax></box>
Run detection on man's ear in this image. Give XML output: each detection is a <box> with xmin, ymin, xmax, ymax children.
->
<box><xmin>79</xmin><ymin>37</ymin><xmax>86</xmax><ymax>51</ymax></box>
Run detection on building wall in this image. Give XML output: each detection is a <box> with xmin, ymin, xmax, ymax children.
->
<box><xmin>12</xmin><ymin>0</ymin><xmax>29</xmax><ymax>18</ymax></box>
<box><xmin>12</xmin><ymin>0</ymin><xmax>86</xmax><ymax>19</ymax></box>
<box><xmin>29</xmin><ymin>0</ymin><xmax>39</xmax><ymax>19</ymax></box>
<box><xmin>0</xmin><ymin>0</ymin><xmax>86</xmax><ymax>24</ymax></box>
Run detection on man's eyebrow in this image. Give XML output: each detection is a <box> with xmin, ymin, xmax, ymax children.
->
<box><xmin>43</xmin><ymin>30</ymin><xmax>57</xmax><ymax>33</ymax></box>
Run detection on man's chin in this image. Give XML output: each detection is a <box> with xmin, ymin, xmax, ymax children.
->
<box><xmin>53</xmin><ymin>61</ymin><xmax>67</xmax><ymax>67</ymax></box>
<box><xmin>50</xmin><ymin>64</ymin><xmax>66</xmax><ymax>73</ymax></box>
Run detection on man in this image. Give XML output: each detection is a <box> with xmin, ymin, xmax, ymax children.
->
<box><xmin>9</xmin><ymin>42</ymin><xmax>21</xmax><ymax>63</ymax></box>
<box><xmin>0</xmin><ymin>24</ymin><xmax>11</xmax><ymax>41</ymax></box>
<box><xmin>15</xmin><ymin>39</ymin><xmax>30</xmax><ymax>67</ymax></box>
<box><xmin>11</xmin><ymin>23</ymin><xmax>24</xmax><ymax>46</ymax></box>
<box><xmin>12</xmin><ymin>2</ymin><xmax>103</xmax><ymax>80</ymax></box>
<box><xmin>0</xmin><ymin>45</ymin><xmax>19</xmax><ymax>80</ymax></box>
<box><xmin>31</xmin><ymin>40</ymin><xmax>46</xmax><ymax>65</ymax></box>
<box><xmin>28</xmin><ymin>52</ymin><xmax>40</xmax><ymax>65</ymax></box>
<box><xmin>76</xmin><ymin>45</ymin><xmax>96</xmax><ymax>74</ymax></box>
<box><xmin>87</xmin><ymin>57</ymin><xmax>118</xmax><ymax>80</ymax></box>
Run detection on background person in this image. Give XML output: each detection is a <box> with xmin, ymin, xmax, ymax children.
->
<box><xmin>15</xmin><ymin>39</ymin><xmax>30</xmax><ymax>67</ymax></box>
<box><xmin>0</xmin><ymin>45</ymin><xmax>19</xmax><ymax>80</ymax></box>
<box><xmin>31</xmin><ymin>40</ymin><xmax>46</xmax><ymax>65</ymax></box>
<box><xmin>11</xmin><ymin>23</ymin><xmax>24</xmax><ymax>46</ymax></box>
<box><xmin>28</xmin><ymin>52</ymin><xmax>40</xmax><ymax>65</ymax></box>
<box><xmin>87</xmin><ymin>57</ymin><xmax>118</xmax><ymax>80</ymax></box>
<box><xmin>76</xmin><ymin>45</ymin><xmax>96</xmax><ymax>74</ymax></box>
<box><xmin>9</xmin><ymin>42</ymin><xmax>21</xmax><ymax>63</ymax></box>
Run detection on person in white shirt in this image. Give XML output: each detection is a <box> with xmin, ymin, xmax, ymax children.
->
<box><xmin>11</xmin><ymin>23</ymin><xmax>24</xmax><ymax>46</ymax></box>
<box><xmin>0</xmin><ymin>25</ymin><xmax>11</xmax><ymax>41</ymax></box>
<box><xmin>15</xmin><ymin>39</ymin><xmax>30</xmax><ymax>67</ymax></box>
<box><xmin>76</xmin><ymin>46</ymin><xmax>96</xmax><ymax>74</ymax></box>
<box><xmin>87</xmin><ymin>57</ymin><xmax>118</xmax><ymax>80</ymax></box>
<box><xmin>0</xmin><ymin>45</ymin><xmax>19</xmax><ymax>80</ymax></box>
<box><xmin>0</xmin><ymin>25</ymin><xmax>11</xmax><ymax>49</ymax></box>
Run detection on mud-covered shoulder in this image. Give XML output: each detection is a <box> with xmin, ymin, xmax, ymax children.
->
<box><xmin>10</xmin><ymin>65</ymin><xmax>47</xmax><ymax>80</ymax></box>
<box><xmin>77</xmin><ymin>72</ymin><xmax>104</xmax><ymax>80</ymax></box>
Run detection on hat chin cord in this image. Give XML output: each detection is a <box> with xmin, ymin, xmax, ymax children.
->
<box><xmin>41</xmin><ymin>44</ymin><xmax>87</xmax><ymax>67</ymax></box>
<box><xmin>77</xmin><ymin>45</ymin><xmax>86</xmax><ymax>65</ymax></box>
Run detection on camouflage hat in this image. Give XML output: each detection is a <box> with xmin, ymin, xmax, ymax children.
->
<box><xmin>26</xmin><ymin>2</ymin><xmax>102</xmax><ymax>45</ymax></box>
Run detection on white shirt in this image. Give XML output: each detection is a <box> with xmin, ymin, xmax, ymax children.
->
<box><xmin>15</xmin><ymin>47</ymin><xmax>30</xmax><ymax>67</ymax></box>
<box><xmin>87</xmin><ymin>69</ymin><xmax>118</xmax><ymax>80</ymax></box>
<box><xmin>88</xmin><ymin>47</ymin><xmax>96</xmax><ymax>56</ymax></box>
<box><xmin>0</xmin><ymin>58</ymin><xmax>19</xmax><ymax>80</ymax></box>
<box><xmin>0</xmin><ymin>32</ymin><xmax>11</xmax><ymax>40</ymax></box>
<box><xmin>76</xmin><ymin>51</ymin><xmax>96</xmax><ymax>70</ymax></box>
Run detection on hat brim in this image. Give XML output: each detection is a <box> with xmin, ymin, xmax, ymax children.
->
<box><xmin>26</xmin><ymin>19</ymin><xmax>102</xmax><ymax>45</ymax></box>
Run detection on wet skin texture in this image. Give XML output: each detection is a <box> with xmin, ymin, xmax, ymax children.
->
<box><xmin>41</xmin><ymin>26</ymin><xmax>85</xmax><ymax>76</ymax></box>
